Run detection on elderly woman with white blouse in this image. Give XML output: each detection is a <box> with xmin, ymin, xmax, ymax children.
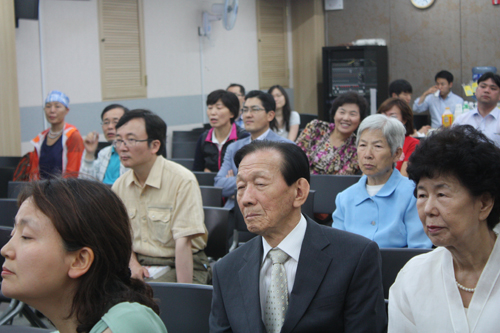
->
<box><xmin>332</xmin><ymin>114</ymin><xmax>432</xmax><ymax>248</ymax></box>
<box><xmin>389</xmin><ymin>125</ymin><xmax>500</xmax><ymax>332</ymax></box>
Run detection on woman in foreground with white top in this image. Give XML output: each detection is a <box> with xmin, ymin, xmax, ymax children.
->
<box><xmin>389</xmin><ymin>125</ymin><xmax>500</xmax><ymax>332</ymax></box>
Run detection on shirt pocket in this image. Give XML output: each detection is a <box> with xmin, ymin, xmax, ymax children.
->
<box><xmin>147</xmin><ymin>206</ymin><xmax>173</xmax><ymax>244</ymax></box>
<box><xmin>127</xmin><ymin>207</ymin><xmax>139</xmax><ymax>239</ymax></box>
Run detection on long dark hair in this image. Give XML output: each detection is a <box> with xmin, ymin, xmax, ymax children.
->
<box><xmin>17</xmin><ymin>178</ymin><xmax>159</xmax><ymax>333</ymax></box>
<box><xmin>268</xmin><ymin>85</ymin><xmax>292</xmax><ymax>132</ymax></box>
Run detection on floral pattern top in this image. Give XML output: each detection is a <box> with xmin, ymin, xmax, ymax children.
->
<box><xmin>296</xmin><ymin>119</ymin><xmax>359</xmax><ymax>175</ymax></box>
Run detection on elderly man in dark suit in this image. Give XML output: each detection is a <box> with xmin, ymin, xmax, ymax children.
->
<box><xmin>209</xmin><ymin>141</ymin><xmax>387</xmax><ymax>333</ymax></box>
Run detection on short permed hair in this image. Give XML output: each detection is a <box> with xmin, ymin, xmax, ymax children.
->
<box><xmin>330</xmin><ymin>91</ymin><xmax>368</xmax><ymax>123</ymax></box>
<box><xmin>407</xmin><ymin>125</ymin><xmax>500</xmax><ymax>230</ymax></box>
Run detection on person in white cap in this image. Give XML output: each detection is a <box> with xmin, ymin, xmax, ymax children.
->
<box><xmin>28</xmin><ymin>90</ymin><xmax>84</xmax><ymax>179</ymax></box>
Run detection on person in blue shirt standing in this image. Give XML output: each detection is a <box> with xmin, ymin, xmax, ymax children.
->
<box><xmin>413</xmin><ymin>70</ymin><xmax>463</xmax><ymax>128</ymax></box>
<box><xmin>79</xmin><ymin>104</ymin><xmax>129</xmax><ymax>184</ymax></box>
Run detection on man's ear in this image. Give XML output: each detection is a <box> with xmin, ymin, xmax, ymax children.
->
<box><xmin>293</xmin><ymin>178</ymin><xmax>310</xmax><ymax>208</ymax></box>
<box><xmin>266</xmin><ymin>110</ymin><xmax>276</xmax><ymax>122</ymax></box>
<box><xmin>68</xmin><ymin>247</ymin><xmax>94</xmax><ymax>279</ymax></box>
<box><xmin>150</xmin><ymin>139</ymin><xmax>161</xmax><ymax>155</ymax></box>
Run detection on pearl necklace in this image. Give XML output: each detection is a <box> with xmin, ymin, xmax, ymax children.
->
<box><xmin>456</xmin><ymin>280</ymin><xmax>476</xmax><ymax>293</ymax></box>
<box><xmin>48</xmin><ymin>128</ymin><xmax>63</xmax><ymax>139</ymax></box>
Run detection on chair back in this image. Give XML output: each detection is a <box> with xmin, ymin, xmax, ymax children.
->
<box><xmin>0</xmin><ymin>167</ymin><xmax>15</xmax><ymax>199</ymax></box>
<box><xmin>309</xmin><ymin>174</ymin><xmax>361</xmax><ymax>214</ymax></box>
<box><xmin>380</xmin><ymin>248</ymin><xmax>431</xmax><ymax>299</ymax></box>
<box><xmin>172</xmin><ymin>130</ymin><xmax>203</xmax><ymax>143</ymax></box>
<box><xmin>199</xmin><ymin>186</ymin><xmax>223</xmax><ymax>207</ymax></box>
<box><xmin>0</xmin><ymin>157</ymin><xmax>22</xmax><ymax>168</ymax></box>
<box><xmin>148</xmin><ymin>282</ymin><xmax>213</xmax><ymax>333</ymax></box>
<box><xmin>170</xmin><ymin>158</ymin><xmax>194</xmax><ymax>170</ymax></box>
<box><xmin>203</xmin><ymin>207</ymin><xmax>230</xmax><ymax>259</ymax></box>
<box><xmin>172</xmin><ymin>142</ymin><xmax>198</xmax><ymax>159</ymax></box>
<box><xmin>0</xmin><ymin>199</ymin><xmax>17</xmax><ymax>227</ymax></box>
<box><xmin>193</xmin><ymin>171</ymin><xmax>217</xmax><ymax>186</ymax></box>
<box><xmin>299</xmin><ymin>114</ymin><xmax>318</xmax><ymax>130</ymax></box>
<box><xmin>8</xmin><ymin>181</ymin><xmax>29</xmax><ymax>199</ymax></box>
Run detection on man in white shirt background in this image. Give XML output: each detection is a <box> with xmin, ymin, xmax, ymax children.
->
<box><xmin>454</xmin><ymin>72</ymin><xmax>500</xmax><ymax>147</ymax></box>
<box><xmin>413</xmin><ymin>70</ymin><xmax>464</xmax><ymax>128</ymax></box>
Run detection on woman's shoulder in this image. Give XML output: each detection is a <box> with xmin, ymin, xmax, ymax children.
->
<box><xmin>398</xmin><ymin>248</ymin><xmax>444</xmax><ymax>278</ymax></box>
<box><xmin>97</xmin><ymin>302</ymin><xmax>167</xmax><ymax>333</ymax></box>
<box><xmin>289</xmin><ymin>111</ymin><xmax>300</xmax><ymax>125</ymax></box>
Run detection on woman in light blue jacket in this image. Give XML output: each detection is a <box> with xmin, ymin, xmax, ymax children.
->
<box><xmin>332</xmin><ymin>114</ymin><xmax>432</xmax><ymax>248</ymax></box>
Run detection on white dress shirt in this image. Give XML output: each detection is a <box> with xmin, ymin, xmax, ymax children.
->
<box><xmin>453</xmin><ymin>107</ymin><xmax>500</xmax><ymax>147</ymax></box>
<box><xmin>259</xmin><ymin>214</ymin><xmax>307</xmax><ymax>319</ymax></box>
<box><xmin>413</xmin><ymin>91</ymin><xmax>464</xmax><ymax>128</ymax></box>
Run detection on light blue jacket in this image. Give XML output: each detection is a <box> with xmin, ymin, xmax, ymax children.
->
<box><xmin>332</xmin><ymin>169</ymin><xmax>432</xmax><ymax>248</ymax></box>
<box><xmin>214</xmin><ymin>130</ymin><xmax>293</xmax><ymax>209</ymax></box>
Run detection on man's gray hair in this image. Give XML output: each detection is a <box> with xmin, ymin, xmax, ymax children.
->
<box><xmin>356</xmin><ymin>114</ymin><xmax>406</xmax><ymax>155</ymax></box>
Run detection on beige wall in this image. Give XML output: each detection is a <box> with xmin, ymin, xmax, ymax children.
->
<box><xmin>0</xmin><ymin>0</ymin><xmax>21</xmax><ymax>156</ymax></box>
<box><xmin>291</xmin><ymin>0</ymin><xmax>324</xmax><ymax>116</ymax></box>
<box><xmin>326</xmin><ymin>0</ymin><xmax>500</xmax><ymax>102</ymax></box>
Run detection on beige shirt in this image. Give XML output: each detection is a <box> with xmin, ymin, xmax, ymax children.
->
<box><xmin>112</xmin><ymin>156</ymin><xmax>207</xmax><ymax>258</ymax></box>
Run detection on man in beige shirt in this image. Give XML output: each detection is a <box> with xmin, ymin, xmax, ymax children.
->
<box><xmin>112</xmin><ymin>109</ymin><xmax>210</xmax><ymax>284</ymax></box>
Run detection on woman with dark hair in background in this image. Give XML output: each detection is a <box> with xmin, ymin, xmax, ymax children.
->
<box><xmin>296</xmin><ymin>91</ymin><xmax>368</xmax><ymax>175</ymax></box>
<box><xmin>193</xmin><ymin>89</ymin><xmax>248</xmax><ymax>172</ymax></box>
<box><xmin>1</xmin><ymin>178</ymin><xmax>167</xmax><ymax>333</ymax></box>
<box><xmin>268</xmin><ymin>85</ymin><xmax>300</xmax><ymax>141</ymax></box>
<box><xmin>389</xmin><ymin>125</ymin><xmax>500</xmax><ymax>332</ymax></box>
<box><xmin>377</xmin><ymin>97</ymin><xmax>419</xmax><ymax>177</ymax></box>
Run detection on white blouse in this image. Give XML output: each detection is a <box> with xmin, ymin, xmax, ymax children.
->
<box><xmin>388</xmin><ymin>237</ymin><xmax>500</xmax><ymax>332</ymax></box>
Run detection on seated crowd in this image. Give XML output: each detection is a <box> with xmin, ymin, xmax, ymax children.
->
<box><xmin>5</xmin><ymin>71</ymin><xmax>500</xmax><ymax>332</ymax></box>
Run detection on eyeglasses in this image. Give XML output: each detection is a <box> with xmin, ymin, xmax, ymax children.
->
<box><xmin>101</xmin><ymin>120</ymin><xmax>119</xmax><ymax>126</ymax></box>
<box><xmin>241</xmin><ymin>106</ymin><xmax>266</xmax><ymax>114</ymax></box>
<box><xmin>113</xmin><ymin>138</ymin><xmax>150</xmax><ymax>148</ymax></box>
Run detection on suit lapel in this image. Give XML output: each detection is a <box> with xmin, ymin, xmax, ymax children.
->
<box><xmin>239</xmin><ymin>238</ymin><xmax>266</xmax><ymax>333</ymax></box>
<box><xmin>281</xmin><ymin>218</ymin><xmax>332</xmax><ymax>332</ymax></box>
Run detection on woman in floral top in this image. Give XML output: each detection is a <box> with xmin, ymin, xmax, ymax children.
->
<box><xmin>296</xmin><ymin>92</ymin><xmax>368</xmax><ymax>175</ymax></box>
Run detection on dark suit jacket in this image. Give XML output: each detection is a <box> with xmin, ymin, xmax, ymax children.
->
<box><xmin>209</xmin><ymin>217</ymin><xmax>387</xmax><ymax>333</ymax></box>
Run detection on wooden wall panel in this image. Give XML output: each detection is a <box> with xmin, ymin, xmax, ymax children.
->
<box><xmin>291</xmin><ymin>0</ymin><xmax>324</xmax><ymax>116</ymax></box>
<box><xmin>326</xmin><ymin>0</ymin><xmax>500</xmax><ymax>103</ymax></box>
<box><xmin>460</xmin><ymin>2</ymin><xmax>500</xmax><ymax>82</ymax></box>
<box><xmin>390</xmin><ymin>0</ymin><xmax>461</xmax><ymax>97</ymax></box>
<box><xmin>0</xmin><ymin>0</ymin><xmax>21</xmax><ymax>156</ymax></box>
